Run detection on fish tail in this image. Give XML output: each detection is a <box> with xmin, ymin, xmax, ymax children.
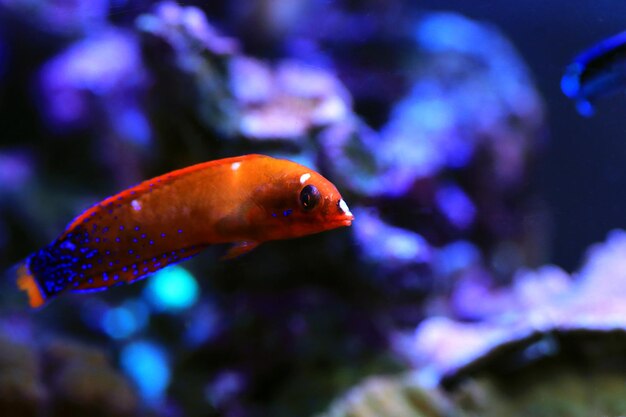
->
<box><xmin>15</xmin><ymin>260</ymin><xmax>46</xmax><ymax>308</ymax></box>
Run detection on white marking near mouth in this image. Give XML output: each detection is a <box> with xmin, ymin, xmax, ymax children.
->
<box><xmin>231</xmin><ymin>162</ymin><xmax>241</xmax><ymax>171</ymax></box>
<box><xmin>299</xmin><ymin>173</ymin><xmax>311</xmax><ymax>184</ymax></box>
<box><xmin>338</xmin><ymin>199</ymin><xmax>352</xmax><ymax>216</ymax></box>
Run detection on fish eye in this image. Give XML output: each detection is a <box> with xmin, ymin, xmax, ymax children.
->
<box><xmin>299</xmin><ymin>184</ymin><xmax>321</xmax><ymax>211</ymax></box>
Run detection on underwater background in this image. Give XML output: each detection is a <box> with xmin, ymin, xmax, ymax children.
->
<box><xmin>2</xmin><ymin>1</ymin><xmax>626</xmax><ymax>416</ymax></box>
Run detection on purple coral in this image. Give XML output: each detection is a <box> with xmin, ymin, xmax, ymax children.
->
<box><xmin>402</xmin><ymin>230</ymin><xmax>626</xmax><ymax>384</ymax></box>
<box><xmin>39</xmin><ymin>29</ymin><xmax>150</xmax><ymax>145</ymax></box>
<box><xmin>230</xmin><ymin>58</ymin><xmax>352</xmax><ymax>139</ymax></box>
<box><xmin>353</xmin><ymin>207</ymin><xmax>433</xmax><ymax>266</ymax></box>
<box><xmin>136</xmin><ymin>1</ymin><xmax>239</xmax><ymax>56</ymax></box>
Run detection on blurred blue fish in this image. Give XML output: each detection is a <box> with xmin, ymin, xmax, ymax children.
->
<box><xmin>561</xmin><ymin>31</ymin><xmax>626</xmax><ymax>116</ymax></box>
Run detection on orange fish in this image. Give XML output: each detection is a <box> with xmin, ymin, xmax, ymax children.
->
<box><xmin>16</xmin><ymin>154</ymin><xmax>354</xmax><ymax>308</ymax></box>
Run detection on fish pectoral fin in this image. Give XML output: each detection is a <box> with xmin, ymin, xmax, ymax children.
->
<box><xmin>221</xmin><ymin>241</ymin><xmax>260</xmax><ymax>260</ymax></box>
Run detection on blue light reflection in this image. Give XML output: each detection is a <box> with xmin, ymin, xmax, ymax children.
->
<box><xmin>120</xmin><ymin>340</ymin><xmax>170</xmax><ymax>404</ymax></box>
<box><xmin>101</xmin><ymin>299</ymin><xmax>149</xmax><ymax>339</ymax></box>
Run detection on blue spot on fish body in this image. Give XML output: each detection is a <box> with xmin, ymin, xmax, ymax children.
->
<box><xmin>60</xmin><ymin>241</ymin><xmax>76</xmax><ymax>251</ymax></box>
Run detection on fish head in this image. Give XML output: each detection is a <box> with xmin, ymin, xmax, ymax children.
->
<box><xmin>253</xmin><ymin>167</ymin><xmax>354</xmax><ymax>240</ymax></box>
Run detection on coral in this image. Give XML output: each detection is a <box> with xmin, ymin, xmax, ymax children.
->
<box><xmin>400</xmin><ymin>230</ymin><xmax>626</xmax><ymax>388</ymax></box>
<box><xmin>0</xmin><ymin>331</ymin><xmax>138</xmax><ymax>417</ymax></box>
<box><xmin>39</xmin><ymin>29</ymin><xmax>148</xmax><ymax>144</ymax></box>
<box><xmin>230</xmin><ymin>57</ymin><xmax>352</xmax><ymax>140</ymax></box>
<box><xmin>318</xmin><ymin>374</ymin><xmax>457</xmax><ymax>417</ymax></box>
<box><xmin>0</xmin><ymin>335</ymin><xmax>44</xmax><ymax>417</ymax></box>
<box><xmin>136</xmin><ymin>1</ymin><xmax>241</xmax><ymax>140</ymax></box>
<box><xmin>44</xmin><ymin>341</ymin><xmax>139</xmax><ymax>417</ymax></box>
<box><xmin>318</xmin><ymin>12</ymin><xmax>547</xmax><ymax>316</ymax></box>
<box><xmin>451</xmin><ymin>358</ymin><xmax>626</xmax><ymax>417</ymax></box>
<box><xmin>137</xmin><ymin>1</ymin><xmax>353</xmax><ymax>149</ymax></box>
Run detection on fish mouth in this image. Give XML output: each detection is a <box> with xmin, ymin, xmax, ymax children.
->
<box><xmin>327</xmin><ymin>213</ymin><xmax>354</xmax><ymax>229</ymax></box>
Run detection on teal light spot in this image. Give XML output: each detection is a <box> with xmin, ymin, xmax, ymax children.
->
<box><xmin>143</xmin><ymin>265</ymin><xmax>199</xmax><ymax>311</ymax></box>
<box><xmin>120</xmin><ymin>341</ymin><xmax>169</xmax><ymax>404</ymax></box>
